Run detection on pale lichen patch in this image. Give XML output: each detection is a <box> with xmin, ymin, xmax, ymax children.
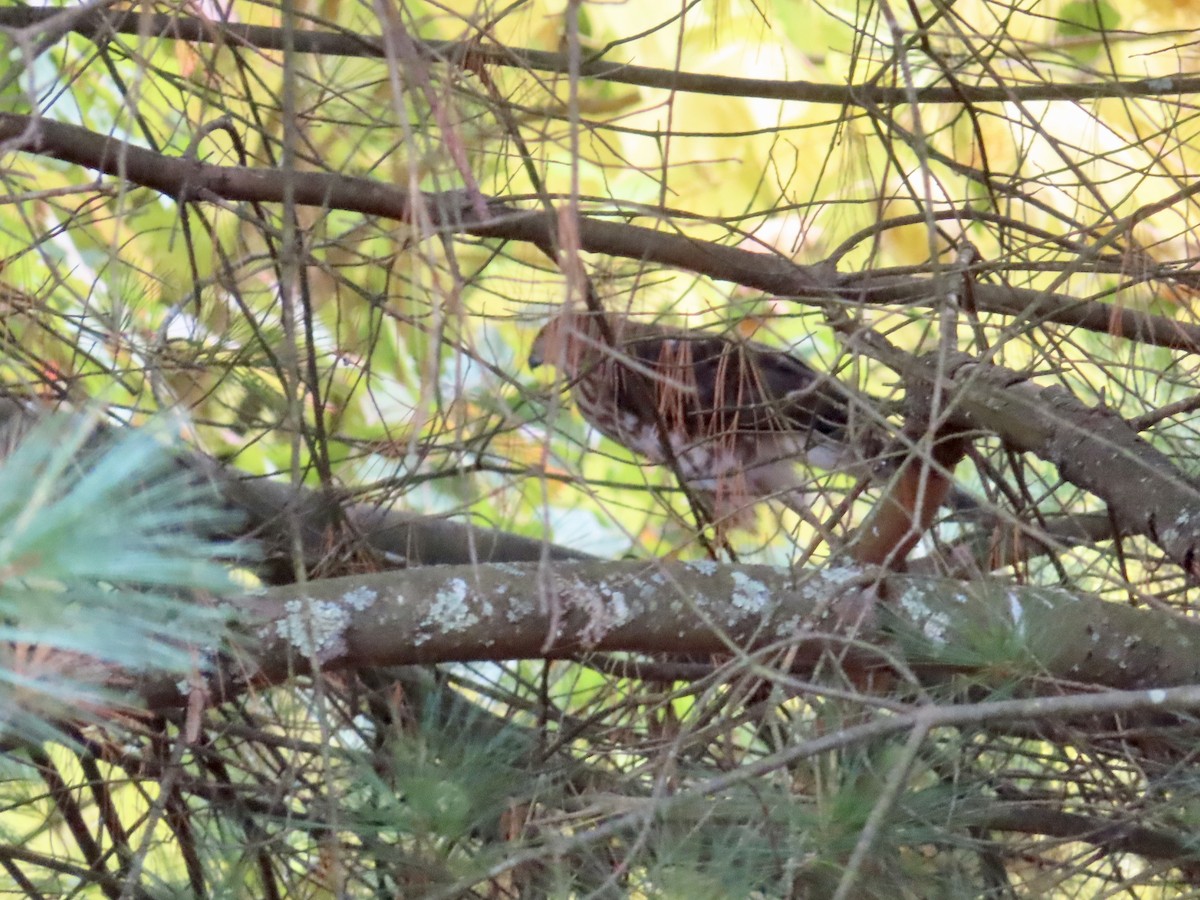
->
<box><xmin>428</xmin><ymin>578</ymin><xmax>481</xmax><ymax>633</ymax></box>
<box><xmin>776</xmin><ymin>614</ymin><xmax>803</xmax><ymax>637</ymax></box>
<box><xmin>504</xmin><ymin>592</ymin><xmax>536</xmax><ymax>623</ymax></box>
<box><xmin>921</xmin><ymin>611</ymin><xmax>951</xmax><ymax>645</ymax></box>
<box><xmin>795</xmin><ymin>579</ymin><xmax>821</xmax><ymax>602</ymax></box>
<box><xmin>343</xmin><ymin>586</ymin><xmax>378</xmax><ymax>611</ymax></box>
<box><xmin>896</xmin><ymin>586</ymin><xmax>950</xmax><ymax>646</ymax></box>
<box><xmin>275</xmin><ymin>597</ymin><xmax>351</xmax><ymax>662</ymax></box>
<box><xmin>823</xmin><ymin>565</ymin><xmax>863</xmax><ymax>587</ymax></box>
<box><xmin>558</xmin><ymin>577</ymin><xmax>625</xmax><ymax>645</ymax></box>
<box><xmin>561</xmin><ymin>580</ymin><xmax>614</xmax><ymax>643</ymax></box>
<box><xmin>731</xmin><ymin>571</ymin><xmax>770</xmax><ymax>614</ymax></box>
<box><xmin>896</xmin><ymin>585</ymin><xmax>931</xmax><ymax>619</ymax></box>
<box><xmin>687</xmin><ymin>559</ymin><xmax>718</xmax><ymax>576</ymax></box>
<box><xmin>639</xmin><ymin>577</ymin><xmax>662</xmax><ymax>601</ymax></box>
<box><xmin>606</xmin><ymin>588</ymin><xmax>630</xmax><ymax>625</ymax></box>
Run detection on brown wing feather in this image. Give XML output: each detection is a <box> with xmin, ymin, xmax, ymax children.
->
<box><xmin>531</xmin><ymin>313</ymin><xmax>890</xmax><ymax>497</ymax></box>
<box><xmin>617</xmin><ymin>326</ymin><xmax>864</xmax><ymax>444</ymax></box>
<box><xmin>531</xmin><ymin>312</ymin><xmax>957</xmax><ymax>544</ymax></box>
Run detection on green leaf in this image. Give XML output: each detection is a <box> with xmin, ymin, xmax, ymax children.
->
<box><xmin>0</xmin><ymin>31</ymin><xmax>31</xmax><ymax>116</ymax></box>
<box><xmin>1058</xmin><ymin>0</ymin><xmax>1120</xmax><ymax>36</ymax></box>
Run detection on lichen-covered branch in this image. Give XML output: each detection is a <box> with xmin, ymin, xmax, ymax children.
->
<box><xmin>125</xmin><ymin>559</ymin><xmax>1200</xmax><ymax>712</ymax></box>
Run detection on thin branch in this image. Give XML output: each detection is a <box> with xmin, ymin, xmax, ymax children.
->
<box><xmin>0</xmin><ymin>398</ymin><xmax>591</xmax><ymax>576</ymax></box>
<box><xmin>1</xmin><ymin>6</ymin><xmax>1195</xmax><ymax>107</ymax></box>
<box><xmin>972</xmin><ymin>801</ymin><xmax>1200</xmax><ymax>869</ymax></box>
<box><xmin>3</xmin><ymin>114</ymin><xmax>1198</xmax><ymax>353</ymax></box>
<box><xmin>441</xmin><ymin>682</ymin><xmax>1200</xmax><ymax>898</ymax></box>
<box><xmin>909</xmin><ymin>511</ymin><xmax>1117</xmax><ymax>576</ymax></box>
<box><xmin>854</xmin><ymin>330</ymin><xmax>1200</xmax><ymax>579</ymax></box>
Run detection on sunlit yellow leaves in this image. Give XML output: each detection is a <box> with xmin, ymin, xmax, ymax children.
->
<box><xmin>4</xmin><ymin>0</ymin><xmax>1200</xmax><ymax>563</ymax></box>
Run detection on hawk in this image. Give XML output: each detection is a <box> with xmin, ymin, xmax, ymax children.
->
<box><xmin>528</xmin><ymin>309</ymin><xmax>894</xmax><ymax>527</ymax></box>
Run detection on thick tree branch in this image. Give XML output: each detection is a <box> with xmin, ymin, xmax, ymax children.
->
<box><xmin>2</xmin><ymin>113</ymin><xmax>1197</xmax><ymax>352</ymax></box>
<box><xmin>0</xmin><ymin>397</ymin><xmax>590</xmax><ymax>578</ymax></box>
<box><xmin>841</xmin><ymin>270</ymin><xmax>1200</xmax><ymax>353</ymax></box>
<box><xmin>1</xmin><ymin>6</ymin><xmax>1194</xmax><ymax>107</ymax></box>
<box><xmin>966</xmin><ymin>801</ymin><xmax>1200</xmax><ymax>871</ymax></box>
<box><xmin>203</xmin><ymin>462</ymin><xmax>592</xmax><ymax>577</ymax></box>
<box><xmin>124</xmin><ymin>559</ymin><xmax>1200</xmax><ymax>711</ymax></box>
<box><xmin>910</xmin><ymin>511</ymin><xmax>1118</xmax><ymax>576</ymax></box>
<box><xmin>858</xmin><ymin>334</ymin><xmax>1200</xmax><ymax>577</ymax></box>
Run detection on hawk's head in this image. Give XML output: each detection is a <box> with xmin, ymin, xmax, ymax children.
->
<box><xmin>527</xmin><ymin>319</ymin><xmax>560</xmax><ymax>370</ymax></box>
<box><xmin>529</xmin><ymin>312</ymin><xmax>608</xmax><ymax>372</ymax></box>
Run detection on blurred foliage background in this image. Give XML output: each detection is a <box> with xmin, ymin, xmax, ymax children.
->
<box><xmin>3</xmin><ymin>0</ymin><xmax>1200</xmax><ymax>896</ymax></box>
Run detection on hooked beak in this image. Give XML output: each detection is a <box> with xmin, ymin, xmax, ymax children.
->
<box><xmin>528</xmin><ymin>331</ymin><xmax>546</xmax><ymax>369</ymax></box>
